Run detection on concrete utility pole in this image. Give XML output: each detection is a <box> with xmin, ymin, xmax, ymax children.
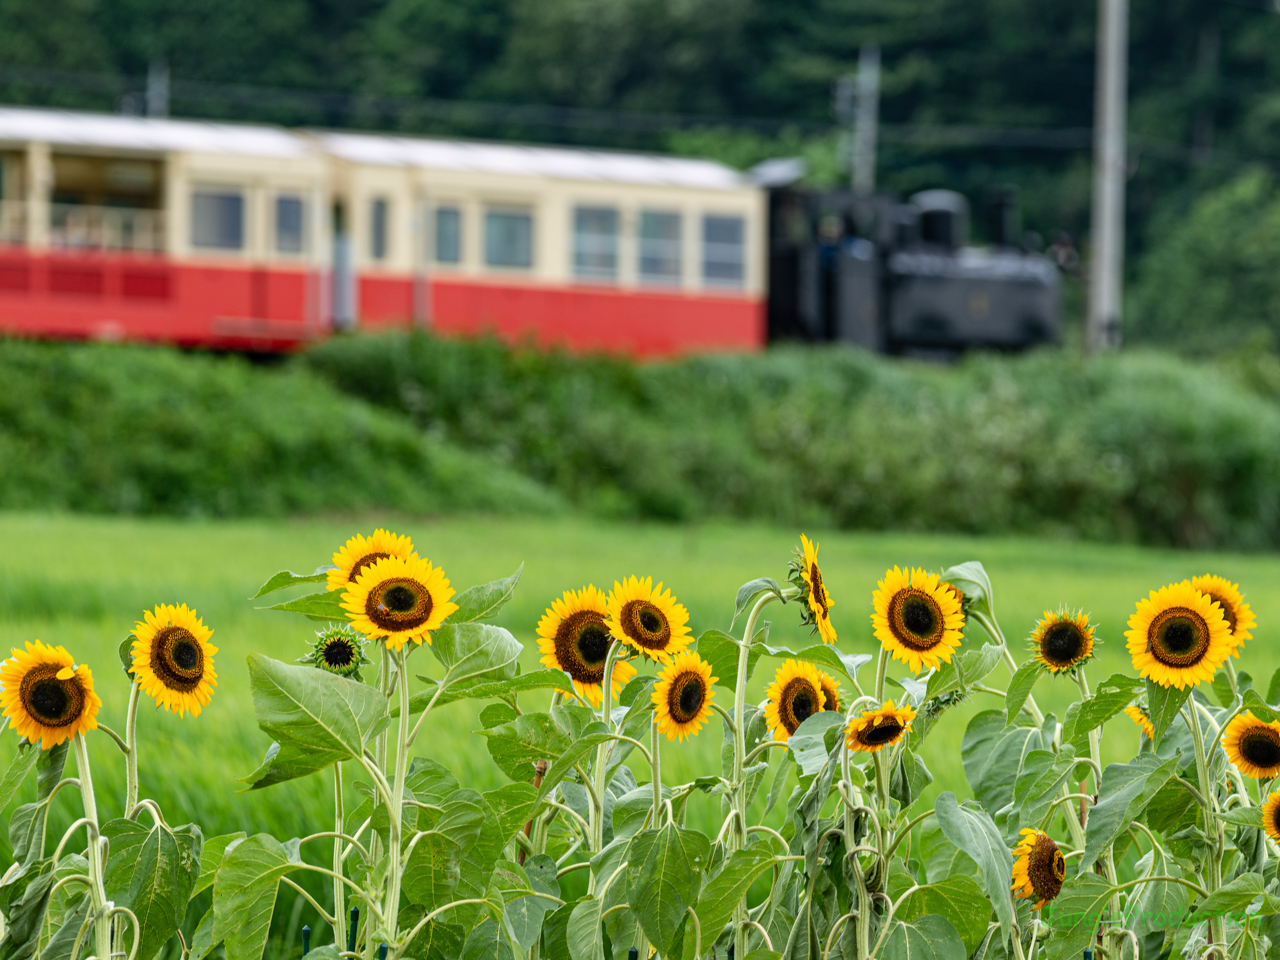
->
<box><xmin>852</xmin><ymin>43</ymin><xmax>881</xmax><ymax>196</ymax></box>
<box><xmin>146</xmin><ymin>61</ymin><xmax>170</xmax><ymax>118</ymax></box>
<box><xmin>1086</xmin><ymin>0</ymin><xmax>1128</xmax><ymax>353</ymax></box>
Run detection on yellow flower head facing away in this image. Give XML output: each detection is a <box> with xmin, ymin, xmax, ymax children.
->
<box><xmin>1124</xmin><ymin>705</ymin><xmax>1154</xmax><ymax>740</ymax></box>
<box><xmin>1222</xmin><ymin>710</ymin><xmax>1280</xmax><ymax>779</ymax></box>
<box><xmin>327</xmin><ymin>528</ymin><xmax>418</xmax><ymax>592</ymax></box>
<box><xmin>845</xmin><ymin>700</ymin><xmax>916</xmax><ymax>754</ymax></box>
<box><xmin>764</xmin><ymin>659</ymin><xmax>826</xmax><ymax>742</ymax></box>
<box><xmin>1189</xmin><ymin>574</ymin><xmax>1254</xmax><ymax>656</ymax></box>
<box><xmin>1030</xmin><ymin>610</ymin><xmax>1096</xmax><ymax>674</ymax></box>
<box><xmin>871</xmin><ymin>566</ymin><xmax>965</xmax><ymax>674</ymax></box>
<box><xmin>652</xmin><ymin>650</ymin><xmax>716</xmax><ymax>742</ymax></box>
<box><xmin>341</xmin><ymin>555</ymin><xmax>459</xmax><ymax>650</ymax></box>
<box><xmin>131</xmin><ymin>603</ymin><xmax>218</xmax><ymax>718</ymax></box>
<box><xmin>1126</xmin><ymin>581</ymin><xmax>1232</xmax><ymax>690</ymax></box>
<box><xmin>797</xmin><ymin>534</ymin><xmax>837</xmax><ymax>644</ymax></box>
<box><xmin>1</xmin><ymin>640</ymin><xmax>102</xmax><ymax>749</ymax></box>
<box><xmin>1011</xmin><ymin>828</ymin><xmax>1065</xmax><ymax>910</ymax></box>
<box><xmin>604</xmin><ymin>576</ymin><xmax>692</xmax><ymax>665</ymax></box>
<box><xmin>816</xmin><ymin>670</ymin><xmax>842</xmax><ymax>715</ymax></box>
<box><xmin>537</xmin><ymin>585</ymin><xmax>636</xmax><ymax>707</ymax></box>
<box><xmin>1263</xmin><ymin>791</ymin><xmax>1280</xmax><ymax>843</ymax></box>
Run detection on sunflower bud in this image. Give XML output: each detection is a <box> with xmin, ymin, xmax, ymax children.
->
<box><xmin>300</xmin><ymin>625</ymin><xmax>370</xmax><ymax>681</ymax></box>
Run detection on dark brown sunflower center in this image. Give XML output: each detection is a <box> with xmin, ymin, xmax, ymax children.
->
<box><xmin>323</xmin><ymin>639</ymin><xmax>357</xmax><ymax>668</ymax></box>
<box><xmin>1206</xmin><ymin>592</ymin><xmax>1238</xmax><ymax>633</ymax></box>
<box><xmin>856</xmin><ymin>718</ymin><xmax>904</xmax><ymax>747</ymax></box>
<box><xmin>350</xmin><ymin>551</ymin><xmax>391</xmax><ymax>583</ymax></box>
<box><xmin>1029</xmin><ymin>835</ymin><xmax>1065</xmax><ymax>901</ymax></box>
<box><xmin>1041</xmin><ymin>622</ymin><xmax>1086</xmax><ymax>666</ymax></box>
<box><xmin>151</xmin><ymin>626</ymin><xmax>205</xmax><ymax>692</ymax></box>
<box><xmin>620</xmin><ymin>600</ymin><xmax>672</xmax><ymax>651</ymax></box>
<box><xmin>821</xmin><ymin>684</ymin><xmax>841</xmax><ymax>713</ymax></box>
<box><xmin>810</xmin><ymin>564</ymin><xmax>830</xmax><ymax>619</ymax></box>
<box><xmin>780</xmin><ymin>678</ymin><xmax>819</xmax><ymax>733</ymax></box>
<box><xmin>1240</xmin><ymin>728</ymin><xmax>1280</xmax><ymax>769</ymax></box>
<box><xmin>887</xmin><ymin>590</ymin><xmax>945</xmax><ymax>651</ymax></box>
<box><xmin>667</xmin><ymin>672</ymin><xmax>707</xmax><ymax>724</ymax></box>
<box><xmin>1146</xmin><ymin>607</ymin><xmax>1210</xmax><ymax>667</ymax></box>
<box><xmin>19</xmin><ymin>663</ymin><xmax>86</xmax><ymax>728</ymax></box>
<box><xmin>553</xmin><ymin>610</ymin><xmax>612</xmax><ymax>684</ymax></box>
<box><xmin>367</xmin><ymin>577</ymin><xmax>433</xmax><ymax>632</ymax></box>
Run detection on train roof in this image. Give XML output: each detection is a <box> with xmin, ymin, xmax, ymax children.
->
<box><xmin>0</xmin><ymin>105</ymin><xmax>311</xmax><ymax>158</ymax></box>
<box><xmin>314</xmin><ymin>130</ymin><xmax>748</xmax><ymax>190</ymax></box>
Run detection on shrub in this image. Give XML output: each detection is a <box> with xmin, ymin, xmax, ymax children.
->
<box><xmin>0</xmin><ymin>338</ymin><xmax>561</xmax><ymax>517</ymax></box>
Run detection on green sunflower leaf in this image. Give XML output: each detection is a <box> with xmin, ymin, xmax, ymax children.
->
<box><xmin>895</xmin><ymin>875</ymin><xmax>991</xmax><ymax>955</ymax></box>
<box><xmin>1242</xmin><ymin>687</ymin><xmax>1280</xmax><ymax>723</ymax></box>
<box><xmin>941</xmin><ymin>561</ymin><xmax>994</xmax><ymax>618</ymax></box>
<box><xmin>0</xmin><ymin>741</ymin><xmax>39</xmax><ymax>802</ymax></box>
<box><xmin>787</xmin><ymin>711</ymin><xmax>845</xmax><ymax>778</ymax></box>
<box><xmin>1003</xmin><ymin>658</ymin><xmax>1042</xmax><ymax>727</ymax></box>
<box><xmin>879</xmin><ymin>914</ymin><xmax>968</xmax><ymax>960</ymax></box>
<box><xmin>731</xmin><ymin>578</ymin><xmax>783</xmax><ymax>628</ymax></box>
<box><xmin>933</xmin><ymin>792</ymin><xmax>1014</xmax><ymax>943</ymax></box>
<box><xmin>1195</xmin><ymin>871</ymin><xmax>1280</xmax><ymax>917</ymax></box>
<box><xmin>629</xmin><ymin>824</ymin><xmax>713</xmax><ymax>958</ymax></box>
<box><xmin>431</xmin><ymin>622</ymin><xmax>522</xmax><ymax>689</ymax></box>
<box><xmin>687</xmin><ymin>847</ymin><xmax>780</xmax><ymax>954</ymax></box>
<box><xmin>251</xmin><ymin>568</ymin><xmax>331</xmax><ymax>599</ymax></box>
<box><xmin>566</xmin><ymin>896</ymin><xmax>605</xmax><ymax>960</ymax></box>
<box><xmin>118</xmin><ymin>635</ymin><xmax>136</xmax><ymax>676</ymax></box>
<box><xmin>698</xmin><ymin>629</ymin><xmax>759</xmax><ymax>690</ymax></box>
<box><xmin>1060</xmin><ymin>674</ymin><xmax>1145</xmax><ymax>749</ymax></box>
<box><xmin>0</xmin><ymin>859</ymin><xmax>55</xmax><ymax>960</ymax></box>
<box><xmin>261</xmin><ymin>590</ymin><xmax>345</xmax><ymax>622</ymax></box>
<box><xmin>1125</xmin><ymin>846</ymin><xmax>1189</xmax><ymax>942</ymax></box>
<box><xmin>1144</xmin><ymin>680</ymin><xmax>1192</xmax><ymax>746</ymax></box>
<box><xmin>1040</xmin><ymin>873</ymin><xmax>1114</xmax><ymax>960</ymax></box>
<box><xmin>119</xmin><ymin>822</ymin><xmax>204</xmax><ymax>960</ymax></box>
<box><xmin>448</xmin><ymin>564</ymin><xmax>523</xmax><ymax>623</ymax></box>
<box><xmin>1216</xmin><ymin>806</ymin><xmax>1264</xmax><ymax>828</ymax></box>
<box><xmin>478</xmin><ymin>712</ymin><xmax>572</xmax><ymax>783</ymax></box>
<box><xmin>405</xmin><ymin>669</ymin><xmax>576</xmax><ymax>714</ymax></box>
<box><xmin>211</xmin><ymin>835</ymin><xmax>303</xmax><ymax>960</ymax></box>
<box><xmin>192</xmin><ymin>832</ymin><xmax>247</xmax><ymax>897</ymax></box>
<box><xmin>1080</xmin><ymin>753</ymin><xmax>1178</xmax><ymax>874</ymax></box>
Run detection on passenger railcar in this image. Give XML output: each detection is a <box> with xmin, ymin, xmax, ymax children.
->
<box><xmin>0</xmin><ymin>106</ymin><xmax>767</xmax><ymax>355</ymax></box>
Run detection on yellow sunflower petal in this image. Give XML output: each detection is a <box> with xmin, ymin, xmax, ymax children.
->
<box><xmin>327</xmin><ymin>529</ymin><xmax>418</xmax><ymax>592</ymax></box>
<box><xmin>652</xmin><ymin>651</ymin><xmax>716</xmax><ymax>742</ymax></box>
<box><xmin>1126</xmin><ymin>581</ymin><xmax>1232</xmax><ymax>689</ymax></box>
<box><xmin>130</xmin><ymin>603</ymin><xmax>218</xmax><ymax>718</ymax></box>
<box><xmin>341</xmin><ymin>555</ymin><xmax>459</xmax><ymax>649</ymax></box>
<box><xmin>871</xmin><ymin>566</ymin><xmax>965</xmax><ymax>674</ymax></box>
<box><xmin>0</xmin><ymin>640</ymin><xmax>101</xmax><ymax>749</ymax></box>
<box><xmin>605</xmin><ymin>576</ymin><xmax>692</xmax><ymax>665</ymax></box>
<box><xmin>764</xmin><ymin>659</ymin><xmax>826</xmax><ymax>742</ymax></box>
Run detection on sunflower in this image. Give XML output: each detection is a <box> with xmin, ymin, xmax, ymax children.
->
<box><xmin>790</xmin><ymin>534</ymin><xmax>836</xmax><ymax>645</ymax></box>
<box><xmin>871</xmin><ymin>567</ymin><xmax>965</xmax><ymax>674</ymax></box>
<box><xmin>131</xmin><ymin>604</ymin><xmax>218</xmax><ymax>717</ymax></box>
<box><xmin>652</xmin><ymin>651</ymin><xmax>716</xmax><ymax>742</ymax></box>
<box><xmin>1011</xmin><ymin>829</ymin><xmax>1066</xmax><ymax>910</ymax></box>
<box><xmin>0</xmin><ymin>641</ymin><xmax>102</xmax><ymax>749</ymax></box>
<box><xmin>1029</xmin><ymin>610</ymin><xmax>1096</xmax><ymax>674</ymax></box>
<box><xmin>1124</xmin><ymin>705</ymin><xmax>1154</xmax><ymax>740</ymax></box>
<box><xmin>300</xmin><ymin>625</ymin><xmax>369</xmax><ymax>680</ymax></box>
<box><xmin>538</xmin><ymin>586</ymin><xmax>636</xmax><ymax>707</ymax></box>
<box><xmin>1262</xmin><ymin>792</ymin><xmax>1280</xmax><ymax>842</ymax></box>
<box><xmin>1126</xmin><ymin>581</ymin><xmax>1232</xmax><ymax>690</ymax></box>
<box><xmin>605</xmin><ymin>576</ymin><xmax>692</xmax><ymax>665</ymax></box>
<box><xmin>327</xmin><ymin>529</ymin><xmax>418</xmax><ymax>593</ymax></box>
<box><xmin>845</xmin><ymin>701</ymin><xmax>915</xmax><ymax>754</ymax></box>
<box><xmin>764</xmin><ymin>660</ymin><xmax>826</xmax><ymax>742</ymax></box>
<box><xmin>1189</xmin><ymin>574</ymin><xmax>1255</xmax><ymax>656</ymax></box>
<box><xmin>1222</xmin><ymin>711</ymin><xmax>1280</xmax><ymax>779</ymax></box>
<box><xmin>817</xmin><ymin>670</ymin><xmax>842</xmax><ymax>714</ymax></box>
<box><xmin>341</xmin><ymin>555</ymin><xmax>459</xmax><ymax>650</ymax></box>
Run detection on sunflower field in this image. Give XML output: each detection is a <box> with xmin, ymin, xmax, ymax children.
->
<box><xmin>4</xmin><ymin>523</ymin><xmax>1280</xmax><ymax>960</ymax></box>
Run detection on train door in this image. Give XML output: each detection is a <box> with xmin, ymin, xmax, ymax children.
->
<box><xmin>331</xmin><ymin>200</ymin><xmax>357</xmax><ymax>329</ymax></box>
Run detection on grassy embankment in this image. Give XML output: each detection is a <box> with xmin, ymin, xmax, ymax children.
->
<box><xmin>5</xmin><ymin>511</ymin><xmax>1280</xmax><ymax>862</ymax></box>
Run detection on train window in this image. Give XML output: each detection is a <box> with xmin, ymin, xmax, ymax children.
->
<box><xmin>435</xmin><ymin>206</ymin><xmax>461</xmax><ymax>264</ymax></box>
<box><xmin>370</xmin><ymin>198</ymin><xmax>390</xmax><ymax>261</ymax></box>
<box><xmin>573</xmin><ymin>206</ymin><xmax>618</xmax><ymax>282</ymax></box>
<box><xmin>639</xmin><ymin>211</ymin><xmax>682</xmax><ymax>285</ymax></box>
<box><xmin>275</xmin><ymin>195</ymin><xmax>305</xmax><ymax>254</ymax></box>
<box><xmin>190</xmin><ymin>189</ymin><xmax>244</xmax><ymax>251</ymax></box>
<box><xmin>702</xmin><ymin>215</ymin><xmax>745</xmax><ymax>288</ymax></box>
<box><xmin>485</xmin><ymin>209</ymin><xmax>533</xmax><ymax>269</ymax></box>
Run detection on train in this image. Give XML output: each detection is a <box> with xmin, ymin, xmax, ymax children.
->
<box><xmin>0</xmin><ymin>104</ymin><xmax>1058</xmax><ymax>357</ymax></box>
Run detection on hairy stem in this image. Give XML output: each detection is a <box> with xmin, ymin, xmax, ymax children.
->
<box><xmin>333</xmin><ymin>763</ymin><xmax>347</xmax><ymax>950</ymax></box>
<box><xmin>72</xmin><ymin>734</ymin><xmax>110</xmax><ymax>960</ymax></box>
<box><xmin>124</xmin><ymin>682</ymin><xmax>140</xmax><ymax>819</ymax></box>
<box><xmin>383</xmin><ymin>646</ymin><xmax>412</xmax><ymax>943</ymax></box>
<box><xmin>734</xmin><ymin>591</ymin><xmax>774</xmax><ymax>960</ymax></box>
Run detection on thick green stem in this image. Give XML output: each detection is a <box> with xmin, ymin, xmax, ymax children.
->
<box><xmin>976</xmin><ymin>610</ymin><xmax>1046</xmax><ymax>727</ymax></box>
<box><xmin>73</xmin><ymin>734</ymin><xmax>110</xmax><ymax>960</ymax></box>
<box><xmin>333</xmin><ymin>763</ymin><xmax>347</xmax><ymax>950</ymax></box>
<box><xmin>124</xmin><ymin>682</ymin><xmax>140</xmax><ymax>819</ymax></box>
<box><xmin>1185</xmin><ymin>700</ymin><xmax>1223</xmax><ymax>945</ymax></box>
<box><xmin>383</xmin><ymin>646</ymin><xmax>412</xmax><ymax>943</ymax></box>
<box><xmin>588</xmin><ymin>645</ymin><xmax>620</xmax><ymax>876</ymax></box>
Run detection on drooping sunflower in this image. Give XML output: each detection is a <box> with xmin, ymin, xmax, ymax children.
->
<box><xmin>131</xmin><ymin>604</ymin><xmax>218</xmax><ymax>717</ymax></box>
<box><xmin>764</xmin><ymin>660</ymin><xmax>826</xmax><ymax>742</ymax></box>
<box><xmin>0</xmin><ymin>641</ymin><xmax>101</xmax><ymax>749</ymax></box>
<box><xmin>342</xmin><ymin>555</ymin><xmax>459</xmax><ymax>650</ymax></box>
<box><xmin>816</xmin><ymin>670</ymin><xmax>842</xmax><ymax>715</ymax></box>
<box><xmin>845</xmin><ymin>701</ymin><xmax>916</xmax><ymax>754</ymax></box>
<box><xmin>538</xmin><ymin>586</ymin><xmax>636</xmax><ymax>707</ymax></box>
<box><xmin>1262</xmin><ymin>792</ymin><xmax>1280</xmax><ymax>842</ymax></box>
<box><xmin>1126</xmin><ymin>581</ymin><xmax>1232</xmax><ymax>690</ymax></box>
<box><xmin>652</xmin><ymin>651</ymin><xmax>716</xmax><ymax>742</ymax></box>
<box><xmin>871</xmin><ymin>567</ymin><xmax>965</xmax><ymax>674</ymax></box>
<box><xmin>1189</xmin><ymin>574</ymin><xmax>1255</xmax><ymax>656</ymax></box>
<box><xmin>327</xmin><ymin>529</ymin><xmax>418</xmax><ymax>593</ymax></box>
<box><xmin>1124</xmin><ymin>704</ymin><xmax>1154</xmax><ymax>740</ymax></box>
<box><xmin>1011</xmin><ymin>828</ymin><xmax>1066</xmax><ymax>910</ymax></box>
<box><xmin>789</xmin><ymin>534</ymin><xmax>836</xmax><ymax>645</ymax></box>
<box><xmin>1222</xmin><ymin>711</ymin><xmax>1280</xmax><ymax>779</ymax></box>
<box><xmin>299</xmin><ymin>625</ymin><xmax>369</xmax><ymax>680</ymax></box>
<box><xmin>605</xmin><ymin>576</ymin><xmax>692</xmax><ymax>665</ymax></box>
<box><xmin>1029</xmin><ymin>610</ymin><xmax>1096</xmax><ymax>674</ymax></box>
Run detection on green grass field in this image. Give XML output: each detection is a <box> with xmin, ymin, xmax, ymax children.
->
<box><xmin>5</xmin><ymin>510</ymin><xmax>1280</xmax><ymax>860</ymax></box>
